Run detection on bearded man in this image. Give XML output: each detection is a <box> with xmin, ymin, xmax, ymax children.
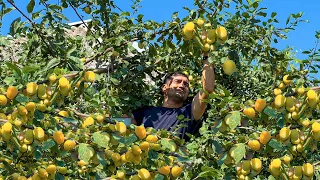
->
<box><xmin>132</xmin><ymin>52</ymin><xmax>214</xmax><ymax>140</ymax></box>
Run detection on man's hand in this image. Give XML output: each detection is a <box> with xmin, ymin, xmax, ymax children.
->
<box><xmin>191</xmin><ymin>51</ymin><xmax>215</xmax><ymax>120</ymax></box>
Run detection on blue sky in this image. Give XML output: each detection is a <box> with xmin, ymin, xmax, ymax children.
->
<box><xmin>1</xmin><ymin>0</ymin><xmax>320</xmax><ymax>77</ymax></box>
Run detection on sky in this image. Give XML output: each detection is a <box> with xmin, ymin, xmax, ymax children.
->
<box><xmin>1</xmin><ymin>0</ymin><xmax>320</xmax><ymax>77</ymax></box>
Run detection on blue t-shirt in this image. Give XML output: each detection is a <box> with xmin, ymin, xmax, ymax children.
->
<box><xmin>132</xmin><ymin>104</ymin><xmax>202</xmax><ymax>141</ymax></box>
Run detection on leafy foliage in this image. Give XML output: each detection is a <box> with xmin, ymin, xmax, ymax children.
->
<box><xmin>0</xmin><ymin>0</ymin><xmax>320</xmax><ymax>179</ymax></box>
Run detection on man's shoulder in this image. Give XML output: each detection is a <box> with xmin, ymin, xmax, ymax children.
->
<box><xmin>133</xmin><ymin>105</ymin><xmax>155</xmax><ymax>113</ymax></box>
<box><xmin>133</xmin><ymin>103</ymin><xmax>192</xmax><ymax>113</ymax></box>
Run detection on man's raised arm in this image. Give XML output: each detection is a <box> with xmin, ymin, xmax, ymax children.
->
<box><xmin>191</xmin><ymin>52</ymin><xmax>215</xmax><ymax>120</ymax></box>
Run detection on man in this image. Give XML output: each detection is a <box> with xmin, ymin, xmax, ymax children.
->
<box><xmin>132</xmin><ymin>52</ymin><xmax>214</xmax><ymax>140</ymax></box>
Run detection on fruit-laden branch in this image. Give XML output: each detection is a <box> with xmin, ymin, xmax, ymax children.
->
<box><xmin>284</xmin><ymin>86</ymin><xmax>320</xmax><ymax>97</ymax></box>
<box><xmin>6</xmin><ymin>0</ymin><xmax>55</xmax><ymax>57</ymax></box>
<box><xmin>0</xmin><ymin>118</ymin><xmax>33</xmax><ymax>129</ymax></box>
<box><xmin>68</xmin><ymin>2</ymin><xmax>102</xmax><ymax>46</ymax></box>
<box><xmin>37</xmin><ymin>67</ymin><xmax>112</xmax><ymax>84</ymax></box>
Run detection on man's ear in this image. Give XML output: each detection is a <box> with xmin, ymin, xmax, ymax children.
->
<box><xmin>162</xmin><ymin>84</ymin><xmax>168</xmax><ymax>93</ymax></box>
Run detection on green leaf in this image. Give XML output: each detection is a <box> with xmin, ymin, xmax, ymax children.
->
<box><xmin>55</xmin><ymin>173</ymin><xmax>65</xmax><ymax>180</ymax></box>
<box><xmin>154</xmin><ymin>174</ymin><xmax>164</xmax><ymax>180</ymax></box>
<box><xmin>177</xmin><ymin>114</ymin><xmax>185</xmax><ymax>120</ymax></box>
<box><xmin>112</xmin><ymin>118</ymin><xmax>132</xmax><ymax>126</ymax></box>
<box><xmin>34</xmin><ymin>110</ymin><xmax>44</xmax><ymax>120</ymax></box>
<box><xmin>46</xmin><ymin>58</ymin><xmax>60</xmax><ymax>71</ymax></box>
<box><xmin>2</xmin><ymin>160</ymin><xmax>15</xmax><ymax>173</ymax></box>
<box><xmin>78</xmin><ymin>143</ymin><xmax>95</xmax><ymax>163</ymax></box>
<box><xmin>56</xmin><ymin>159</ymin><xmax>65</xmax><ymax>167</ymax></box>
<box><xmin>212</xmin><ymin>140</ymin><xmax>223</xmax><ymax>154</ymax></box>
<box><xmin>22</xmin><ymin>66</ymin><xmax>40</xmax><ymax>74</ymax></box>
<box><xmin>6</xmin><ymin>62</ymin><xmax>21</xmax><ymax>78</ymax></box>
<box><xmin>225</xmin><ymin>111</ymin><xmax>241</xmax><ymax>130</ymax></box>
<box><xmin>268</xmin><ymin>175</ymin><xmax>277</xmax><ymax>180</ymax></box>
<box><xmin>252</xmin><ymin>2</ymin><xmax>258</xmax><ymax>9</ymax></box>
<box><xmin>149</xmin><ymin>45</ymin><xmax>157</xmax><ymax>56</ymax></box>
<box><xmin>263</xmin><ymin>106</ymin><xmax>277</xmax><ymax>118</ymax></box>
<box><xmin>137</xmin><ymin>14</ymin><xmax>144</xmax><ymax>22</ymax></box>
<box><xmin>176</xmin><ymin>155</ymin><xmax>189</xmax><ymax>162</ymax></box>
<box><xmin>27</xmin><ymin>0</ymin><xmax>35</xmax><ymax>13</ymax></box>
<box><xmin>268</xmin><ymin>139</ymin><xmax>283</xmax><ymax>150</ymax></box>
<box><xmin>137</xmin><ymin>65</ymin><xmax>143</xmax><ymax>71</ymax></box>
<box><xmin>178</xmin><ymin>146</ymin><xmax>190</xmax><ymax>157</ymax></box>
<box><xmin>62</xmin><ymin>117</ymin><xmax>77</xmax><ymax>123</ymax></box>
<box><xmin>43</xmin><ymin>139</ymin><xmax>56</xmax><ymax>150</ymax></box>
<box><xmin>92</xmin><ymin>132</ymin><xmax>110</xmax><ymax>148</ymax></box>
<box><xmin>286</xmin><ymin>15</ymin><xmax>291</xmax><ymax>25</ymax></box>
<box><xmin>110</xmin><ymin>78</ymin><xmax>120</xmax><ymax>85</ymax></box>
<box><xmin>277</xmin><ymin>114</ymin><xmax>285</xmax><ymax>128</ymax></box>
<box><xmin>48</xmin><ymin>4</ymin><xmax>63</xmax><ymax>11</ymax></box>
<box><xmin>257</xmin><ymin>12</ymin><xmax>267</xmax><ymax>17</ymax></box>
<box><xmin>160</xmin><ymin>138</ymin><xmax>177</xmax><ymax>151</ymax></box>
<box><xmin>4</xmin><ymin>77</ymin><xmax>16</xmax><ymax>86</ymax></box>
<box><xmin>3</xmin><ymin>7</ymin><xmax>15</xmax><ymax>15</ymax></box>
<box><xmin>148</xmin><ymin>150</ymin><xmax>159</xmax><ymax>160</ymax></box>
<box><xmin>197</xmin><ymin>166</ymin><xmax>222</xmax><ymax>179</ymax></box>
<box><xmin>32</xmin><ymin>10</ymin><xmax>42</xmax><ymax>20</ymax></box>
<box><xmin>217</xmin><ymin>152</ymin><xmax>227</xmax><ymax>166</ymax></box>
<box><xmin>15</xmin><ymin>94</ymin><xmax>29</xmax><ymax>103</ymax></box>
<box><xmin>10</xmin><ymin>17</ymin><xmax>22</xmax><ymax>36</ymax></box>
<box><xmin>112</xmin><ymin>133</ymin><xmax>137</xmax><ymax>145</ymax></box>
<box><xmin>232</xmin><ymin>143</ymin><xmax>246</xmax><ymax>163</ymax></box>
<box><xmin>271</xmin><ymin>12</ymin><xmax>277</xmax><ymax>18</ymax></box>
<box><xmin>34</xmin><ymin>147</ymin><xmax>42</xmax><ymax>160</ymax></box>
<box><xmin>242</xmin><ymin>12</ymin><xmax>250</xmax><ymax>18</ymax></box>
<box><xmin>97</xmin><ymin>152</ymin><xmax>107</xmax><ymax>166</ymax></box>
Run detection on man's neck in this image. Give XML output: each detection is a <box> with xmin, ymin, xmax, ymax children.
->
<box><xmin>162</xmin><ymin>99</ymin><xmax>183</xmax><ymax>108</ymax></box>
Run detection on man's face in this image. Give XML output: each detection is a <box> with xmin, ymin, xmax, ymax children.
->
<box><xmin>163</xmin><ymin>75</ymin><xmax>189</xmax><ymax>103</ymax></box>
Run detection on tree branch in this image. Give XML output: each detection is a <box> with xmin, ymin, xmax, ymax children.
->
<box><xmin>306</xmin><ymin>40</ymin><xmax>320</xmax><ymax>73</ymax></box>
<box><xmin>84</xmin><ymin>27</ymin><xmax>173</xmax><ymax>65</ymax></box>
<box><xmin>68</xmin><ymin>2</ymin><xmax>102</xmax><ymax>46</ymax></box>
<box><xmin>37</xmin><ymin>66</ymin><xmax>112</xmax><ymax>84</ymax></box>
<box><xmin>7</xmin><ymin>0</ymin><xmax>55</xmax><ymax>56</ymax></box>
<box><xmin>84</xmin><ymin>37</ymin><xmax>139</xmax><ymax>65</ymax></box>
<box><xmin>313</xmin><ymin>161</ymin><xmax>320</xmax><ymax>166</ymax></box>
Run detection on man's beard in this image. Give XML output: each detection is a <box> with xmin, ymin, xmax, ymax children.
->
<box><xmin>166</xmin><ymin>88</ymin><xmax>187</xmax><ymax>104</ymax></box>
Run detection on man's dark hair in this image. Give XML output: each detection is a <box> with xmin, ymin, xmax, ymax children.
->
<box><xmin>159</xmin><ymin>71</ymin><xmax>192</xmax><ymax>106</ymax></box>
<box><xmin>163</xmin><ymin>72</ymin><xmax>189</xmax><ymax>85</ymax></box>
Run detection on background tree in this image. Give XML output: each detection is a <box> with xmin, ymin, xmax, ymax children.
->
<box><xmin>0</xmin><ymin>0</ymin><xmax>320</xmax><ymax>179</ymax></box>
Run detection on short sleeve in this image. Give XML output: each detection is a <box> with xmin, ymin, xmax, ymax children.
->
<box><xmin>132</xmin><ymin>106</ymin><xmax>153</xmax><ymax>125</ymax></box>
<box><xmin>185</xmin><ymin>103</ymin><xmax>202</xmax><ymax>139</ymax></box>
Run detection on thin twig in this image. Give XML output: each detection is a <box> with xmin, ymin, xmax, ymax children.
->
<box><xmin>84</xmin><ymin>27</ymin><xmax>172</xmax><ymax>65</ymax></box>
<box><xmin>84</xmin><ymin>37</ymin><xmax>139</xmax><ymax>65</ymax></box>
<box><xmin>7</xmin><ymin>0</ymin><xmax>55</xmax><ymax>56</ymax></box>
<box><xmin>313</xmin><ymin>161</ymin><xmax>320</xmax><ymax>166</ymax></box>
<box><xmin>68</xmin><ymin>2</ymin><xmax>102</xmax><ymax>46</ymax></box>
<box><xmin>306</xmin><ymin>40</ymin><xmax>320</xmax><ymax>73</ymax></box>
<box><xmin>311</xmin><ymin>86</ymin><xmax>320</xmax><ymax>91</ymax></box>
<box><xmin>238</xmin><ymin>126</ymin><xmax>255</xmax><ymax>131</ymax></box>
<box><xmin>113</xmin><ymin>4</ymin><xmax>123</xmax><ymax>12</ymax></box>
<box><xmin>0</xmin><ymin>119</ymin><xmax>8</xmax><ymax>123</ymax></box>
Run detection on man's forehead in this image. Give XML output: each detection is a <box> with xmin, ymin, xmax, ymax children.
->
<box><xmin>171</xmin><ymin>75</ymin><xmax>188</xmax><ymax>81</ymax></box>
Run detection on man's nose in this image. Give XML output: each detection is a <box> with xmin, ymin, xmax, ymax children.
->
<box><xmin>178</xmin><ymin>82</ymin><xmax>186</xmax><ymax>88</ymax></box>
